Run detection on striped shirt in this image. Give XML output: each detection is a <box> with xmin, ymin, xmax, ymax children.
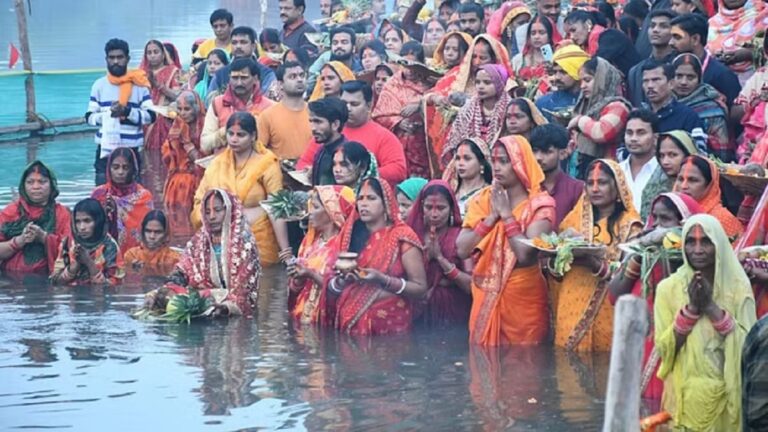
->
<box><xmin>85</xmin><ymin>76</ymin><xmax>155</xmax><ymax>152</ymax></box>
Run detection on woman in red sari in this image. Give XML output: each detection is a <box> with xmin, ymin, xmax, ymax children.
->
<box><xmin>91</xmin><ymin>147</ymin><xmax>154</xmax><ymax>254</ymax></box>
<box><xmin>0</xmin><ymin>161</ymin><xmax>71</xmax><ymax>275</ymax></box>
<box><xmin>141</xmin><ymin>40</ymin><xmax>181</xmax><ymax>151</ymax></box>
<box><xmin>289</xmin><ymin>185</ymin><xmax>356</xmax><ymax>326</ymax></box>
<box><xmin>162</xmin><ymin>90</ymin><xmax>205</xmax><ymax>212</ymax></box>
<box><xmin>372</xmin><ymin>41</ymin><xmax>436</xmax><ymax>178</ymax></box>
<box><xmin>406</xmin><ymin>180</ymin><xmax>473</xmax><ymax>326</ymax></box>
<box><xmin>425</xmin><ymin>34</ymin><xmax>511</xmax><ymax>170</ymax></box>
<box><xmin>457</xmin><ymin>135</ymin><xmax>555</xmax><ymax>346</ymax></box>
<box><xmin>738</xmin><ymin>186</ymin><xmax>768</xmax><ymax>319</ymax></box>
<box><xmin>608</xmin><ymin>192</ymin><xmax>702</xmax><ymax>404</ymax></box>
<box><xmin>145</xmin><ymin>189</ymin><xmax>261</xmax><ymax>318</ymax></box>
<box><xmin>332</xmin><ymin>177</ymin><xmax>428</xmax><ymax>336</ymax></box>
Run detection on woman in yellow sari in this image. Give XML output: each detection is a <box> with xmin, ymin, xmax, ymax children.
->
<box><xmin>655</xmin><ymin>214</ymin><xmax>756</xmax><ymax>431</ymax></box>
<box><xmin>309</xmin><ymin>61</ymin><xmax>355</xmax><ymax>102</ymax></box>
<box><xmin>192</xmin><ymin>112</ymin><xmax>284</xmax><ymax>265</ymax></box>
<box><xmin>289</xmin><ymin>185</ymin><xmax>356</xmax><ymax>326</ymax></box>
<box><xmin>552</xmin><ymin>159</ymin><xmax>643</xmax><ymax>352</ymax></box>
<box><xmin>457</xmin><ymin>135</ymin><xmax>555</xmax><ymax>346</ymax></box>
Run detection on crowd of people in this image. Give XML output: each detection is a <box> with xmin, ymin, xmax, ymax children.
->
<box><xmin>4</xmin><ymin>0</ymin><xmax>768</xmax><ymax>429</ymax></box>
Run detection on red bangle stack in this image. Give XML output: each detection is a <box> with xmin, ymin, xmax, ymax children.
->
<box><xmin>9</xmin><ymin>237</ymin><xmax>21</xmax><ymax>251</ymax></box>
<box><xmin>593</xmin><ymin>261</ymin><xmax>612</xmax><ymax>280</ymax></box>
<box><xmin>624</xmin><ymin>256</ymin><xmax>642</xmax><ymax>280</ymax></box>
<box><xmin>504</xmin><ymin>218</ymin><xmax>522</xmax><ymax>237</ymax></box>
<box><xmin>712</xmin><ymin>311</ymin><xmax>735</xmax><ymax>335</ymax></box>
<box><xmin>674</xmin><ymin>305</ymin><xmax>700</xmax><ymax>335</ymax></box>
<box><xmin>445</xmin><ymin>265</ymin><xmax>460</xmax><ymax>280</ymax></box>
<box><xmin>473</xmin><ymin>221</ymin><xmax>493</xmax><ymax>238</ymax></box>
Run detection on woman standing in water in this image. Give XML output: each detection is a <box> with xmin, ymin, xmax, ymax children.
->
<box><xmin>332</xmin><ymin>177</ymin><xmax>428</xmax><ymax>335</ymax></box>
<box><xmin>123</xmin><ymin>210</ymin><xmax>180</xmax><ymax>276</ymax></box>
<box><xmin>51</xmin><ymin>198</ymin><xmax>124</xmax><ymax>285</ymax></box>
<box><xmin>0</xmin><ymin>161</ymin><xmax>71</xmax><ymax>275</ymax></box>
<box><xmin>141</xmin><ymin>40</ymin><xmax>182</xmax><ymax>151</ymax></box>
<box><xmin>162</xmin><ymin>90</ymin><xmax>206</xmax><ymax>212</ymax></box>
<box><xmin>91</xmin><ymin>147</ymin><xmax>154</xmax><ymax>254</ymax></box>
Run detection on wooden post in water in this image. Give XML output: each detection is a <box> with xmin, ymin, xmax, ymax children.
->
<box><xmin>14</xmin><ymin>0</ymin><xmax>36</xmax><ymax>124</ymax></box>
<box><xmin>602</xmin><ymin>296</ymin><xmax>648</xmax><ymax>432</ymax></box>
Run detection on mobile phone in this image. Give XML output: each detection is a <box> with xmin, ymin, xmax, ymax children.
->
<box><xmin>541</xmin><ymin>44</ymin><xmax>554</xmax><ymax>62</ymax></box>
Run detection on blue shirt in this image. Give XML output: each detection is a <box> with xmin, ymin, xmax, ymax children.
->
<box><xmin>536</xmin><ymin>90</ymin><xmax>579</xmax><ymax>123</ymax></box>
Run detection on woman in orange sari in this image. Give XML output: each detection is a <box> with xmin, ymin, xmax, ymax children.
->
<box><xmin>141</xmin><ymin>40</ymin><xmax>181</xmax><ymax>151</ymax></box>
<box><xmin>372</xmin><ymin>42</ymin><xmax>436</xmax><ymax>177</ymax></box>
<box><xmin>673</xmin><ymin>155</ymin><xmax>744</xmax><ymax>239</ymax></box>
<box><xmin>162</xmin><ymin>90</ymin><xmax>205</xmax><ymax>213</ymax></box>
<box><xmin>309</xmin><ymin>61</ymin><xmax>355</xmax><ymax>102</ymax></box>
<box><xmin>552</xmin><ymin>159</ymin><xmax>643</xmax><ymax>352</ymax></box>
<box><xmin>91</xmin><ymin>147</ymin><xmax>154</xmax><ymax>254</ymax></box>
<box><xmin>123</xmin><ymin>210</ymin><xmax>181</xmax><ymax>276</ymax></box>
<box><xmin>457</xmin><ymin>135</ymin><xmax>555</xmax><ymax>346</ymax></box>
<box><xmin>289</xmin><ymin>185</ymin><xmax>356</xmax><ymax>326</ymax></box>
<box><xmin>425</xmin><ymin>34</ymin><xmax>511</xmax><ymax>170</ymax></box>
<box><xmin>332</xmin><ymin>177</ymin><xmax>428</xmax><ymax>336</ymax></box>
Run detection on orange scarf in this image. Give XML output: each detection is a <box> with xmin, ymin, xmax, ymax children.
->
<box><xmin>108</xmin><ymin>70</ymin><xmax>151</xmax><ymax>106</ymax></box>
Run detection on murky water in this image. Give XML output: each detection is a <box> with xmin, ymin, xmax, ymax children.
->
<box><xmin>0</xmin><ymin>268</ymin><xmax>607</xmax><ymax>431</ymax></box>
<box><xmin>2</xmin><ymin>1</ymin><xmax>608</xmax><ymax>429</ymax></box>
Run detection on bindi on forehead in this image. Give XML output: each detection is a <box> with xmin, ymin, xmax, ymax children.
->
<box><xmin>590</xmin><ymin>163</ymin><xmax>602</xmax><ymax>187</ymax></box>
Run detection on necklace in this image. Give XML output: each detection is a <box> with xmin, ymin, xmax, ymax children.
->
<box><xmin>234</xmin><ymin>147</ymin><xmax>255</xmax><ymax>177</ymax></box>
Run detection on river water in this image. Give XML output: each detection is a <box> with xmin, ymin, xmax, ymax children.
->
<box><xmin>1</xmin><ymin>1</ymin><xmax>608</xmax><ymax>430</ymax></box>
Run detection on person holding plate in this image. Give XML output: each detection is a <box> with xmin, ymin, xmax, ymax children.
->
<box><xmin>331</xmin><ymin>177</ymin><xmax>427</xmax><ymax>335</ymax></box>
<box><xmin>550</xmin><ymin>159</ymin><xmax>643</xmax><ymax>352</ymax></box>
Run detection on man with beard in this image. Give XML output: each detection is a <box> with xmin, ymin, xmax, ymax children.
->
<box><xmin>201</xmin><ymin>58</ymin><xmax>275</xmax><ymax>155</ymax></box>
<box><xmin>536</xmin><ymin>45</ymin><xmax>589</xmax><ymax>123</ymax></box>
<box><xmin>207</xmin><ymin>26</ymin><xmax>277</xmax><ymax>101</ymax></box>
<box><xmin>308</xmin><ymin>26</ymin><xmax>363</xmax><ymax>98</ymax></box>
<box><xmin>278</xmin><ymin>0</ymin><xmax>317</xmax><ymax>55</ymax></box>
<box><xmin>458</xmin><ymin>3</ymin><xmax>484</xmax><ymax>37</ymax></box>
<box><xmin>257</xmin><ymin>62</ymin><xmax>312</xmax><ymax>160</ymax></box>
<box><xmin>298</xmin><ymin>82</ymin><xmax>407</xmax><ymax>186</ymax></box>
<box><xmin>530</xmin><ymin>124</ymin><xmax>583</xmax><ymax>227</ymax></box>
<box><xmin>297</xmin><ymin>98</ymin><xmax>349</xmax><ymax>186</ymax></box>
<box><xmin>86</xmin><ymin>38</ymin><xmax>155</xmax><ymax>186</ymax></box>
<box><xmin>627</xmin><ymin>10</ymin><xmax>677</xmax><ymax>107</ymax></box>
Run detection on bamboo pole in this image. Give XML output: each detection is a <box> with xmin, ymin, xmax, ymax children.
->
<box><xmin>602</xmin><ymin>296</ymin><xmax>649</xmax><ymax>432</ymax></box>
<box><xmin>14</xmin><ymin>0</ymin><xmax>36</xmax><ymax>124</ymax></box>
<box><xmin>0</xmin><ymin>117</ymin><xmax>89</xmax><ymax>136</ymax></box>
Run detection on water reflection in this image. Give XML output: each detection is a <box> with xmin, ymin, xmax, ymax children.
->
<box><xmin>0</xmin><ymin>274</ymin><xmax>608</xmax><ymax>430</ymax></box>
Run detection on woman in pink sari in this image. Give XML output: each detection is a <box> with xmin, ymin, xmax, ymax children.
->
<box><xmin>406</xmin><ymin>180</ymin><xmax>473</xmax><ymax>326</ymax></box>
<box><xmin>332</xmin><ymin>177</ymin><xmax>428</xmax><ymax>335</ymax></box>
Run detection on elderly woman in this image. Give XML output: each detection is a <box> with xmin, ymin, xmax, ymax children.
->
<box><xmin>655</xmin><ymin>214</ymin><xmax>756</xmax><ymax>430</ymax></box>
<box><xmin>162</xmin><ymin>91</ymin><xmax>206</xmax><ymax>212</ymax></box>
<box><xmin>0</xmin><ymin>161</ymin><xmax>71</xmax><ymax>275</ymax></box>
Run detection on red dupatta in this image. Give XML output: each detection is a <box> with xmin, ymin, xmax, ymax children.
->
<box><xmin>163</xmin><ymin>90</ymin><xmax>206</xmax><ymax>174</ymax></box>
<box><xmin>174</xmin><ymin>189</ymin><xmax>261</xmax><ymax>316</ymax></box>
<box><xmin>335</xmin><ymin>178</ymin><xmax>423</xmax><ymax>334</ymax></box>
<box><xmin>91</xmin><ymin>149</ymin><xmax>154</xmax><ymax>253</ymax></box>
<box><xmin>139</xmin><ymin>41</ymin><xmax>181</xmax><ymax>106</ymax></box>
<box><xmin>291</xmin><ymin>185</ymin><xmax>356</xmax><ymax>326</ymax></box>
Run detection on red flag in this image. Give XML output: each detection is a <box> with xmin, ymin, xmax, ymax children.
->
<box><xmin>8</xmin><ymin>43</ymin><xmax>20</xmax><ymax>69</ymax></box>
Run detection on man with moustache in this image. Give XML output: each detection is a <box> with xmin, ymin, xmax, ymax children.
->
<box><xmin>86</xmin><ymin>38</ymin><xmax>155</xmax><ymax>185</ymax></box>
<box><xmin>258</xmin><ymin>62</ymin><xmax>313</xmax><ymax>160</ymax></box>
<box><xmin>641</xmin><ymin>60</ymin><xmax>702</xmax><ymax>134</ymax></box>
<box><xmin>536</xmin><ymin>45</ymin><xmax>589</xmax><ymax>123</ymax></box>
<box><xmin>627</xmin><ymin>10</ymin><xmax>677</xmax><ymax>107</ymax></box>
<box><xmin>308</xmin><ymin>26</ymin><xmax>363</xmax><ymax>97</ymax></box>
<box><xmin>201</xmin><ymin>58</ymin><xmax>275</xmax><ymax>155</ymax></box>
<box><xmin>207</xmin><ymin>26</ymin><xmax>277</xmax><ymax>100</ymax></box>
<box><xmin>278</xmin><ymin>0</ymin><xmax>317</xmax><ymax>55</ymax></box>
